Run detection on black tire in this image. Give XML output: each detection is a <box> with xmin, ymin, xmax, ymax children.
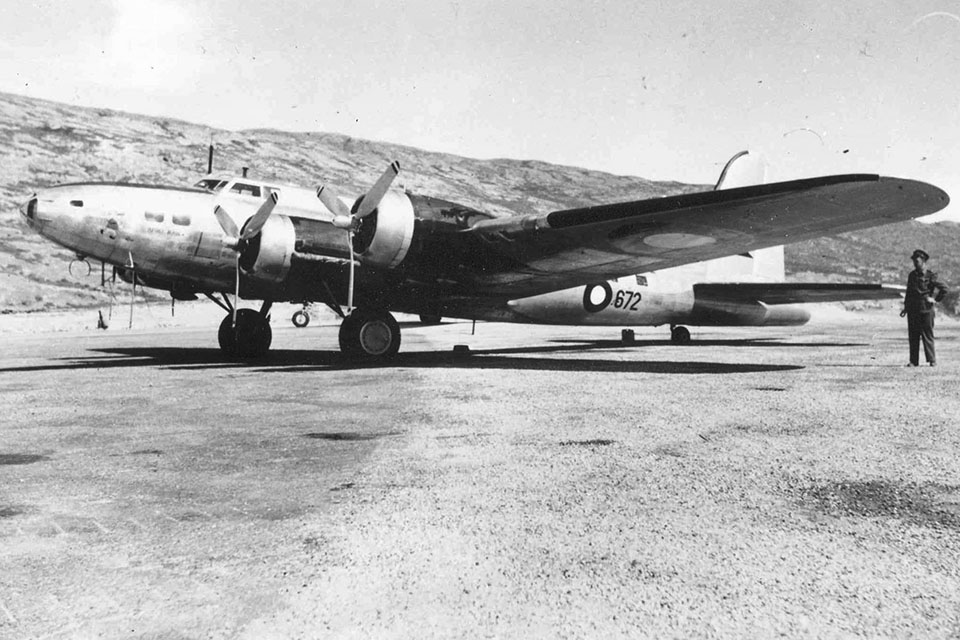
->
<box><xmin>218</xmin><ymin>309</ymin><xmax>272</xmax><ymax>358</ymax></box>
<box><xmin>338</xmin><ymin>309</ymin><xmax>401</xmax><ymax>359</ymax></box>
<box><xmin>218</xmin><ymin>314</ymin><xmax>237</xmax><ymax>356</ymax></box>
<box><xmin>292</xmin><ymin>310</ymin><xmax>310</xmax><ymax>328</ymax></box>
<box><xmin>671</xmin><ymin>326</ymin><xmax>691</xmax><ymax>345</ymax></box>
<box><xmin>337</xmin><ymin>313</ymin><xmax>362</xmax><ymax>357</ymax></box>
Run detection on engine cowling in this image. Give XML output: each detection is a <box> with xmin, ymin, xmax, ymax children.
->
<box><xmin>238</xmin><ymin>214</ymin><xmax>295</xmax><ymax>286</ymax></box>
<box><xmin>352</xmin><ymin>190</ymin><xmax>416</xmax><ymax>268</ymax></box>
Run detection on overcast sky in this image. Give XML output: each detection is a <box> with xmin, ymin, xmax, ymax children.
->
<box><xmin>2</xmin><ymin>0</ymin><xmax>958</xmax><ymax>220</ymax></box>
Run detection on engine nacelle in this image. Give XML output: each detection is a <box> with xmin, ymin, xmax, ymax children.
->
<box><xmin>352</xmin><ymin>190</ymin><xmax>416</xmax><ymax>268</ymax></box>
<box><xmin>239</xmin><ymin>215</ymin><xmax>295</xmax><ymax>286</ymax></box>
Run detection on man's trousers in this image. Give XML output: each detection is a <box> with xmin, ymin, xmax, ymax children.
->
<box><xmin>907</xmin><ymin>311</ymin><xmax>936</xmax><ymax>365</ymax></box>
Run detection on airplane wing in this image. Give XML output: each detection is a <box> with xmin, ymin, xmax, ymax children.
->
<box><xmin>463</xmin><ymin>174</ymin><xmax>948</xmax><ymax>297</ymax></box>
<box><xmin>692</xmin><ymin>283</ymin><xmax>905</xmax><ymax>305</ymax></box>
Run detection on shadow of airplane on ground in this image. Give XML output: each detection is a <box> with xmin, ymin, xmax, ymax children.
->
<box><xmin>0</xmin><ymin>337</ymin><xmax>826</xmax><ymax>375</ymax></box>
<box><xmin>494</xmin><ymin>337</ymin><xmax>868</xmax><ymax>352</ymax></box>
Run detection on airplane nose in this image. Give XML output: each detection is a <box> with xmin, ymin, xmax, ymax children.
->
<box><xmin>19</xmin><ymin>195</ymin><xmax>38</xmax><ymax>221</ymax></box>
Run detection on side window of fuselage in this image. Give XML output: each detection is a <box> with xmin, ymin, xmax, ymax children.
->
<box><xmin>229</xmin><ymin>182</ymin><xmax>261</xmax><ymax>198</ymax></box>
<box><xmin>194</xmin><ymin>179</ymin><xmax>228</xmax><ymax>192</ymax></box>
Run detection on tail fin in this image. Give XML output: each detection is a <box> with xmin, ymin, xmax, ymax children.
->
<box><xmin>714</xmin><ymin>150</ymin><xmax>784</xmax><ymax>282</ymax></box>
<box><xmin>714</xmin><ymin>150</ymin><xmax>767</xmax><ymax>191</ymax></box>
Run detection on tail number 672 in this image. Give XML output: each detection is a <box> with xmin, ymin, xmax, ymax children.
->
<box><xmin>614</xmin><ymin>290</ymin><xmax>642</xmax><ymax>310</ymax></box>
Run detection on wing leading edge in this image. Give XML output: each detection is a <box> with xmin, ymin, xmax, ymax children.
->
<box><xmin>465</xmin><ymin>175</ymin><xmax>949</xmax><ymax>297</ymax></box>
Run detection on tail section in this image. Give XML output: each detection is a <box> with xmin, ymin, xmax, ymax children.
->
<box><xmin>713</xmin><ymin>150</ymin><xmax>784</xmax><ymax>283</ymax></box>
<box><xmin>714</xmin><ymin>150</ymin><xmax>767</xmax><ymax>190</ymax></box>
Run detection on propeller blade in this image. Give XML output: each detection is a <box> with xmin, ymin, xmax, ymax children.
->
<box><xmin>316</xmin><ymin>183</ymin><xmax>353</xmax><ymax>221</ymax></box>
<box><xmin>214</xmin><ymin>204</ymin><xmax>239</xmax><ymax>239</ymax></box>
<box><xmin>355</xmin><ymin>160</ymin><xmax>400</xmax><ymax>219</ymax></box>
<box><xmin>240</xmin><ymin>189</ymin><xmax>278</xmax><ymax>241</ymax></box>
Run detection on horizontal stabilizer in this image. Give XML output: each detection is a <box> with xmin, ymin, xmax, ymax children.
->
<box><xmin>693</xmin><ymin>282</ymin><xmax>905</xmax><ymax>305</ymax></box>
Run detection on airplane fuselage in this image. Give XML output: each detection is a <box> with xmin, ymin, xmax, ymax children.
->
<box><xmin>502</xmin><ymin>273</ymin><xmax>810</xmax><ymax>327</ymax></box>
<box><xmin>21</xmin><ymin>179</ymin><xmax>808</xmax><ymax>331</ymax></box>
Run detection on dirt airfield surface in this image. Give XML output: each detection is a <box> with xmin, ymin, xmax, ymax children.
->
<box><xmin>2</xmin><ymin>306</ymin><xmax>960</xmax><ymax>639</ymax></box>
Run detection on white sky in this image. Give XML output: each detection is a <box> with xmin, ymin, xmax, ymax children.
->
<box><xmin>2</xmin><ymin>0</ymin><xmax>958</xmax><ymax>220</ymax></box>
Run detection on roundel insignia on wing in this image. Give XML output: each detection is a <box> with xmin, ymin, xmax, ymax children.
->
<box><xmin>583</xmin><ymin>282</ymin><xmax>613</xmax><ymax>313</ymax></box>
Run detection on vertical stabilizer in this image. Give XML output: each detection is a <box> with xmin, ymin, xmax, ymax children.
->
<box><xmin>713</xmin><ymin>150</ymin><xmax>783</xmax><ymax>282</ymax></box>
<box><xmin>714</xmin><ymin>150</ymin><xmax>767</xmax><ymax>190</ymax></box>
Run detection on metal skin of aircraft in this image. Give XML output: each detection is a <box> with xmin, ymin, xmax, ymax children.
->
<box><xmin>18</xmin><ymin>151</ymin><xmax>950</xmax><ymax>359</ymax></box>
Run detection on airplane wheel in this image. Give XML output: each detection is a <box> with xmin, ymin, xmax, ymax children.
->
<box><xmin>671</xmin><ymin>326</ymin><xmax>691</xmax><ymax>345</ymax></box>
<box><xmin>218</xmin><ymin>309</ymin><xmax>272</xmax><ymax>358</ymax></box>
<box><xmin>419</xmin><ymin>314</ymin><xmax>442</xmax><ymax>325</ymax></box>
<box><xmin>292</xmin><ymin>310</ymin><xmax>310</xmax><ymax>328</ymax></box>
<box><xmin>339</xmin><ymin>309</ymin><xmax>401</xmax><ymax>359</ymax></box>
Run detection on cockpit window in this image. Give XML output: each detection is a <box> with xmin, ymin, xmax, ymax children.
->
<box><xmin>229</xmin><ymin>182</ymin><xmax>261</xmax><ymax>197</ymax></box>
<box><xmin>194</xmin><ymin>178</ymin><xmax>227</xmax><ymax>192</ymax></box>
<box><xmin>70</xmin><ymin>200</ymin><xmax>83</xmax><ymax>207</ymax></box>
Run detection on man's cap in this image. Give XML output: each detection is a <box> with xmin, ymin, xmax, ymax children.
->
<box><xmin>912</xmin><ymin>249</ymin><xmax>930</xmax><ymax>261</ymax></box>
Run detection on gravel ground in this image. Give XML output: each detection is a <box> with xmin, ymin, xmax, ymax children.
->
<box><xmin>1</xmin><ymin>309</ymin><xmax>959</xmax><ymax>638</ymax></box>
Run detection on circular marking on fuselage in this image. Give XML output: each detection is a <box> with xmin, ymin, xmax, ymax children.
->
<box><xmin>583</xmin><ymin>282</ymin><xmax>613</xmax><ymax>313</ymax></box>
<box><xmin>643</xmin><ymin>233</ymin><xmax>716</xmax><ymax>249</ymax></box>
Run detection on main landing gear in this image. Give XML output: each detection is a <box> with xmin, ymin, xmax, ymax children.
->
<box><xmin>218</xmin><ymin>309</ymin><xmax>272</xmax><ymax>358</ymax></box>
<box><xmin>207</xmin><ymin>294</ymin><xmax>273</xmax><ymax>359</ymax></box>
<box><xmin>205</xmin><ymin>294</ymin><xmax>401</xmax><ymax>360</ymax></box>
<box><xmin>338</xmin><ymin>308</ymin><xmax>401</xmax><ymax>358</ymax></box>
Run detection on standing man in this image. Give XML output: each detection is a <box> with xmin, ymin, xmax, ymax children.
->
<box><xmin>900</xmin><ymin>249</ymin><xmax>948</xmax><ymax>366</ymax></box>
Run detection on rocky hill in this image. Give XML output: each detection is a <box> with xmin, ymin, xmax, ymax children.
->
<box><xmin>788</xmin><ymin>221</ymin><xmax>959</xmax><ymax>302</ymax></box>
<box><xmin>1</xmin><ymin>91</ymin><xmax>956</xmax><ymax>314</ymax></box>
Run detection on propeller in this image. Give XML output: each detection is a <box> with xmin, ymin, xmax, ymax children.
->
<box><xmin>214</xmin><ymin>189</ymin><xmax>279</xmax><ymax>326</ymax></box>
<box><xmin>316</xmin><ymin>161</ymin><xmax>400</xmax><ymax>313</ymax></box>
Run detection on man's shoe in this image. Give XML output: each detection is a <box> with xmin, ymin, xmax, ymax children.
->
<box><xmin>907</xmin><ymin>363</ymin><xmax>919</xmax><ymax>367</ymax></box>
<box><xmin>930</xmin><ymin>362</ymin><xmax>937</xmax><ymax>367</ymax></box>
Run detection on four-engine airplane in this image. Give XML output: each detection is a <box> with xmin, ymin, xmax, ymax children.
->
<box><xmin>18</xmin><ymin>151</ymin><xmax>949</xmax><ymax>359</ymax></box>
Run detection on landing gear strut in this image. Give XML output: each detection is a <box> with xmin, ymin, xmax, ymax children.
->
<box><xmin>338</xmin><ymin>309</ymin><xmax>401</xmax><ymax>358</ymax></box>
<box><xmin>670</xmin><ymin>325</ymin><xmax>691</xmax><ymax>345</ymax></box>
<box><xmin>217</xmin><ymin>303</ymin><xmax>273</xmax><ymax>359</ymax></box>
